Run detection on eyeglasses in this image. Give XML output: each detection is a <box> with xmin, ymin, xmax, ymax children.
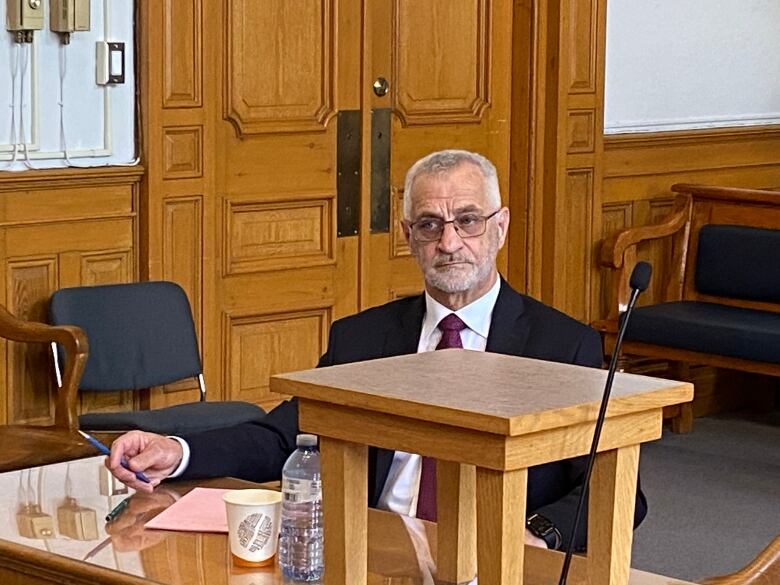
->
<box><xmin>408</xmin><ymin>209</ymin><xmax>501</xmax><ymax>242</ymax></box>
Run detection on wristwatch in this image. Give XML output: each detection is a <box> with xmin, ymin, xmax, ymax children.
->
<box><xmin>526</xmin><ymin>513</ymin><xmax>562</xmax><ymax>550</ymax></box>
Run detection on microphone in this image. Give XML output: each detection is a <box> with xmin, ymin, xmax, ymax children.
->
<box><xmin>557</xmin><ymin>261</ymin><xmax>652</xmax><ymax>585</ymax></box>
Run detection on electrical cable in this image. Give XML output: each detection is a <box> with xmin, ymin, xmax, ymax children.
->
<box><xmin>1</xmin><ymin>41</ymin><xmax>22</xmax><ymax>170</ymax></box>
<box><xmin>18</xmin><ymin>41</ymin><xmax>36</xmax><ymax>170</ymax></box>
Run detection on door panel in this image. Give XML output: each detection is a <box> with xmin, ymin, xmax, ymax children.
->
<box><xmin>216</xmin><ymin>0</ymin><xmax>359</xmax><ymax>410</ymax></box>
<box><xmin>362</xmin><ymin>0</ymin><xmax>513</xmax><ymax>309</ymax></box>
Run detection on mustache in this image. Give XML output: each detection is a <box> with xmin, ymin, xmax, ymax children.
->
<box><xmin>433</xmin><ymin>254</ymin><xmax>473</xmax><ymax>267</ymax></box>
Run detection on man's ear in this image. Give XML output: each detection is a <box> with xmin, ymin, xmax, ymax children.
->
<box><xmin>402</xmin><ymin>220</ymin><xmax>412</xmax><ymax>245</ymax></box>
<box><xmin>496</xmin><ymin>207</ymin><xmax>510</xmax><ymax>246</ymax></box>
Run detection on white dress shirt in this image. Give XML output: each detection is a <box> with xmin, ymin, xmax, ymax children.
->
<box><xmin>375</xmin><ymin>277</ymin><xmax>501</xmax><ymax>516</ymax></box>
<box><xmin>170</xmin><ymin>277</ymin><xmax>503</xmax><ymax>511</ymax></box>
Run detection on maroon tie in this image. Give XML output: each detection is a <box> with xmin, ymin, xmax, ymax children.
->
<box><xmin>417</xmin><ymin>314</ymin><xmax>467</xmax><ymax>522</ymax></box>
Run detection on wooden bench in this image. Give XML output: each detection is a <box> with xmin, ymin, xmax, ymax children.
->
<box><xmin>595</xmin><ymin>183</ymin><xmax>780</xmax><ymax>432</ymax></box>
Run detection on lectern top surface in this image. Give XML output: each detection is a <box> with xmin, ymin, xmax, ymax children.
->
<box><xmin>271</xmin><ymin>350</ymin><xmax>692</xmax><ymax>435</ymax></box>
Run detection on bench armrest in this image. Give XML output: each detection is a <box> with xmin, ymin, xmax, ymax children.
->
<box><xmin>600</xmin><ymin>194</ymin><xmax>690</xmax><ymax>269</ymax></box>
<box><xmin>599</xmin><ymin>194</ymin><xmax>692</xmax><ymax>321</ymax></box>
<box><xmin>0</xmin><ymin>305</ymin><xmax>88</xmax><ymax>431</ymax></box>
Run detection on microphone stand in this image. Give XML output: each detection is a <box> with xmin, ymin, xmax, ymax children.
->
<box><xmin>557</xmin><ymin>261</ymin><xmax>652</xmax><ymax>585</ymax></box>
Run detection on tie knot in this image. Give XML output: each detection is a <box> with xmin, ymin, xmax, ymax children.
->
<box><xmin>438</xmin><ymin>313</ymin><xmax>466</xmax><ymax>333</ymax></box>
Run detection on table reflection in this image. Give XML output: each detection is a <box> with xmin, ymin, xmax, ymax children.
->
<box><xmin>0</xmin><ymin>456</ymin><xmax>693</xmax><ymax>585</ymax></box>
<box><xmin>0</xmin><ymin>456</ymin><xmax>441</xmax><ymax>585</ymax></box>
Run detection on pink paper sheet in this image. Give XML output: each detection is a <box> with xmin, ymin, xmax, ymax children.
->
<box><xmin>144</xmin><ymin>487</ymin><xmax>230</xmax><ymax>533</ymax></box>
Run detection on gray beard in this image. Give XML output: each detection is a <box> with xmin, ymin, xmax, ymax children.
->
<box><xmin>424</xmin><ymin>256</ymin><xmax>494</xmax><ymax>294</ymax></box>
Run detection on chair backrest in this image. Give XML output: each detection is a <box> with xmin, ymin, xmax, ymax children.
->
<box><xmin>695</xmin><ymin>224</ymin><xmax>780</xmax><ymax>303</ymax></box>
<box><xmin>50</xmin><ymin>281</ymin><xmax>202</xmax><ymax>391</ymax></box>
<box><xmin>671</xmin><ymin>184</ymin><xmax>780</xmax><ymax>314</ymax></box>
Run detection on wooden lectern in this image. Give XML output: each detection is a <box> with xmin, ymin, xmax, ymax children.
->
<box><xmin>270</xmin><ymin>350</ymin><xmax>693</xmax><ymax>585</ymax></box>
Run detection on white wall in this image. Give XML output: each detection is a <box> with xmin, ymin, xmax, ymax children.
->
<box><xmin>605</xmin><ymin>0</ymin><xmax>780</xmax><ymax>134</ymax></box>
<box><xmin>0</xmin><ymin>0</ymin><xmax>135</xmax><ymax>170</ymax></box>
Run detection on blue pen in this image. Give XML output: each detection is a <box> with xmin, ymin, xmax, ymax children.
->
<box><xmin>77</xmin><ymin>430</ymin><xmax>151</xmax><ymax>484</ymax></box>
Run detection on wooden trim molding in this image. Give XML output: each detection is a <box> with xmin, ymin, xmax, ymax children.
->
<box><xmin>0</xmin><ymin>166</ymin><xmax>144</xmax><ymax>191</ymax></box>
<box><xmin>604</xmin><ymin>124</ymin><xmax>780</xmax><ymax>150</ymax></box>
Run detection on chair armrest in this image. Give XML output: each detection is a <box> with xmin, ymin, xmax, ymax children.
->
<box><xmin>600</xmin><ymin>194</ymin><xmax>691</xmax><ymax>269</ymax></box>
<box><xmin>0</xmin><ymin>305</ymin><xmax>88</xmax><ymax>431</ymax></box>
<box><xmin>599</xmin><ymin>194</ymin><xmax>692</xmax><ymax>321</ymax></box>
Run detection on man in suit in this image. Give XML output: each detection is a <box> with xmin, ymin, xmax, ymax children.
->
<box><xmin>108</xmin><ymin>149</ymin><xmax>646</xmax><ymax>551</ymax></box>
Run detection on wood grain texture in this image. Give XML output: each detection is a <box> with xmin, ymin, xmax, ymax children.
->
<box><xmin>224</xmin><ymin>308</ymin><xmax>327</xmax><ymax>409</ymax></box>
<box><xmin>224</xmin><ymin>0</ymin><xmax>335</xmax><ymax>134</ymax></box>
<box><xmin>275</xmin><ymin>350</ymin><xmax>692</xmax><ymax>436</ymax></box>
<box><xmin>320</xmin><ymin>437</ymin><xmax>368</xmax><ymax>585</ymax></box>
<box><xmin>393</xmin><ymin>0</ymin><xmax>490</xmax><ymax>125</ymax></box>
<box><xmin>588</xmin><ymin>445</ymin><xmax>640</xmax><ymax>585</ymax></box>
<box><xmin>435</xmin><ymin>461</ymin><xmax>477</xmax><ymax>583</ymax></box>
<box><xmin>476</xmin><ymin>467</ymin><xmax>526</xmax><ymax>585</ymax></box>
<box><xmin>163</xmin><ymin>0</ymin><xmax>202</xmax><ymax>108</ymax></box>
<box><xmin>300</xmin><ymin>398</ymin><xmax>662</xmax><ymax>471</ymax></box>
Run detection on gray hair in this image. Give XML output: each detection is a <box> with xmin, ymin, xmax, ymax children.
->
<box><xmin>402</xmin><ymin>150</ymin><xmax>501</xmax><ymax>220</ymax></box>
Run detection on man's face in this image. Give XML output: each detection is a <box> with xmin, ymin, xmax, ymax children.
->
<box><xmin>402</xmin><ymin>163</ymin><xmax>509</xmax><ymax>302</ymax></box>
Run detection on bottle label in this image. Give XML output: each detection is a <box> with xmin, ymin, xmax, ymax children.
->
<box><xmin>282</xmin><ymin>477</ymin><xmax>322</xmax><ymax>504</ymax></box>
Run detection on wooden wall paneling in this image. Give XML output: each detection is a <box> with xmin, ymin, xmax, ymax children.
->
<box><xmin>537</xmin><ymin>0</ymin><xmax>605</xmax><ymax>322</ymax></box>
<box><xmin>223</xmin><ymin>0</ymin><xmax>335</xmax><ymax>135</ymax></box>
<box><xmin>562</xmin><ymin>169</ymin><xmax>594</xmax><ymax>318</ymax></box>
<box><xmin>80</xmin><ymin>250</ymin><xmax>133</xmax><ymax>285</ymax></box>
<box><xmin>163</xmin><ymin>0</ymin><xmax>203</xmax><ymax>108</ymax></box>
<box><xmin>163</xmin><ymin>126</ymin><xmax>203</xmax><ymax>179</ymax></box>
<box><xmin>223</xmin><ymin>308</ymin><xmax>330</xmax><ymax>410</ymax></box>
<box><xmin>143</xmin><ymin>0</ymin><xmax>214</xmax><ymax>408</ymax></box>
<box><xmin>507</xmin><ymin>0</ymin><xmax>537</xmax><ymax>293</ymax></box>
<box><xmin>223</xmin><ymin>194</ymin><xmax>334</xmax><ymax>275</ymax></box>
<box><xmin>6</xmin><ymin>259</ymin><xmax>57</xmax><ymax>426</ymax></box>
<box><xmin>393</xmin><ymin>0</ymin><xmax>489</xmax><ymax>125</ymax></box>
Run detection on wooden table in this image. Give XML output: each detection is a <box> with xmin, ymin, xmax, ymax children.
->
<box><xmin>271</xmin><ymin>350</ymin><xmax>693</xmax><ymax>585</ymax></box>
<box><xmin>0</xmin><ymin>426</ymin><xmax>98</xmax><ymax>473</ymax></box>
<box><xmin>0</xmin><ymin>455</ymin><xmax>697</xmax><ymax>585</ymax></box>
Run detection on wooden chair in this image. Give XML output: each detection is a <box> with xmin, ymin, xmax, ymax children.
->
<box><xmin>700</xmin><ymin>536</ymin><xmax>780</xmax><ymax>585</ymax></box>
<box><xmin>595</xmin><ymin>184</ymin><xmax>780</xmax><ymax>432</ymax></box>
<box><xmin>0</xmin><ymin>304</ymin><xmax>88</xmax><ymax>431</ymax></box>
<box><xmin>0</xmin><ymin>304</ymin><xmax>91</xmax><ymax>473</ymax></box>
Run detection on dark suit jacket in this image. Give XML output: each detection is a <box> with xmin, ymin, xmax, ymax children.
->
<box><xmin>182</xmin><ymin>279</ymin><xmax>647</xmax><ymax>550</ymax></box>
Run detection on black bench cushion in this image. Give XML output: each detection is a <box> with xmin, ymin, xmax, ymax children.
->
<box><xmin>624</xmin><ymin>301</ymin><xmax>780</xmax><ymax>364</ymax></box>
<box><xmin>696</xmin><ymin>224</ymin><xmax>780</xmax><ymax>303</ymax></box>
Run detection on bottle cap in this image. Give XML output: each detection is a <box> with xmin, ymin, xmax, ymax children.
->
<box><xmin>296</xmin><ymin>434</ymin><xmax>318</xmax><ymax>447</ymax></box>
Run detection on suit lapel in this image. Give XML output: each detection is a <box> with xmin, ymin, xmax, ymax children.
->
<box><xmin>381</xmin><ymin>293</ymin><xmax>425</xmax><ymax>357</ymax></box>
<box><xmin>485</xmin><ymin>278</ymin><xmax>530</xmax><ymax>357</ymax></box>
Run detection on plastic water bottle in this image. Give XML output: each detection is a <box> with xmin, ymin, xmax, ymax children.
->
<box><xmin>278</xmin><ymin>434</ymin><xmax>324</xmax><ymax>581</ymax></box>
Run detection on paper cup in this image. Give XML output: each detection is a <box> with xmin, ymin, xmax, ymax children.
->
<box><xmin>223</xmin><ymin>489</ymin><xmax>282</xmax><ymax>567</ymax></box>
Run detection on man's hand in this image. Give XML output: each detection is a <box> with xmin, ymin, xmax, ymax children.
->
<box><xmin>525</xmin><ymin>528</ymin><xmax>549</xmax><ymax>549</ymax></box>
<box><xmin>106</xmin><ymin>431</ymin><xmax>183</xmax><ymax>493</ymax></box>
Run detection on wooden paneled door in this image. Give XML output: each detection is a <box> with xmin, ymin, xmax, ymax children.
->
<box><xmin>145</xmin><ymin>0</ymin><xmax>515</xmax><ymax>412</ymax></box>
<box><xmin>361</xmin><ymin>0</ymin><xmax>513</xmax><ymax>306</ymax></box>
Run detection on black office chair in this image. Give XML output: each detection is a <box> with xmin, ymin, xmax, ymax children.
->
<box><xmin>49</xmin><ymin>281</ymin><xmax>265</xmax><ymax>435</ymax></box>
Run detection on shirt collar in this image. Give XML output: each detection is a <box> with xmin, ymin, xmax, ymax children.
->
<box><xmin>421</xmin><ymin>276</ymin><xmax>501</xmax><ymax>341</ymax></box>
